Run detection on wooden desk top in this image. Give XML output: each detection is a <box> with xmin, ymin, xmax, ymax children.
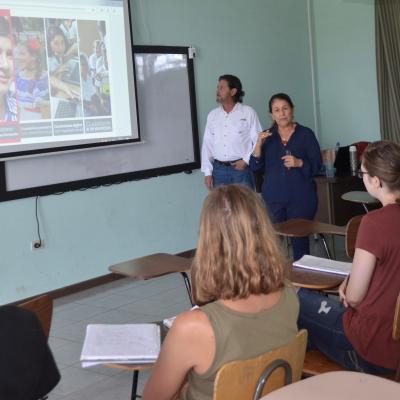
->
<box><xmin>109</xmin><ymin>253</ymin><xmax>192</xmax><ymax>280</ymax></box>
<box><xmin>109</xmin><ymin>253</ymin><xmax>342</xmax><ymax>290</ymax></box>
<box><xmin>261</xmin><ymin>371</ymin><xmax>400</xmax><ymax>400</ymax></box>
<box><xmin>274</xmin><ymin>219</ymin><xmax>346</xmax><ymax>237</ymax></box>
<box><xmin>290</xmin><ymin>265</ymin><xmax>342</xmax><ymax>290</ymax></box>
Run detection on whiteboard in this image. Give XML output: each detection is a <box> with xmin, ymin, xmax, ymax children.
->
<box><xmin>1</xmin><ymin>46</ymin><xmax>200</xmax><ymax>200</ymax></box>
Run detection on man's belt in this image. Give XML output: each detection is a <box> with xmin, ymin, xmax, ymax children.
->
<box><xmin>214</xmin><ymin>159</ymin><xmax>241</xmax><ymax>167</ymax></box>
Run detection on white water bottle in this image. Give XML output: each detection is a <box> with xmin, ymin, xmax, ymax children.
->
<box><xmin>349</xmin><ymin>145</ymin><xmax>357</xmax><ymax>176</ymax></box>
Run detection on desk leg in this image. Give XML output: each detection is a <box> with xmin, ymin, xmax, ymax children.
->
<box><xmin>131</xmin><ymin>370</ymin><xmax>139</xmax><ymax>400</ymax></box>
<box><xmin>319</xmin><ymin>234</ymin><xmax>332</xmax><ymax>259</ymax></box>
<box><xmin>362</xmin><ymin>203</ymin><xmax>369</xmax><ymax>213</ymax></box>
<box><xmin>181</xmin><ymin>272</ymin><xmax>194</xmax><ymax>306</ymax></box>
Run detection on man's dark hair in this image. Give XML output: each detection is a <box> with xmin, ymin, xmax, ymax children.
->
<box><xmin>219</xmin><ymin>74</ymin><xmax>245</xmax><ymax>103</ymax></box>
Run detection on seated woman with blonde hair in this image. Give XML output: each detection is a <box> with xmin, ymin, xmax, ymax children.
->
<box><xmin>143</xmin><ymin>184</ymin><xmax>299</xmax><ymax>400</ymax></box>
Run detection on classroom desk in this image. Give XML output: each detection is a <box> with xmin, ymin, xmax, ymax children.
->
<box><xmin>108</xmin><ymin>254</ymin><xmax>343</xmax><ymax>399</ymax></box>
<box><xmin>274</xmin><ymin>219</ymin><xmax>346</xmax><ymax>260</ymax></box>
<box><xmin>105</xmin><ymin>322</ymin><xmax>168</xmax><ymax>400</ymax></box>
<box><xmin>290</xmin><ymin>266</ymin><xmax>342</xmax><ymax>290</ymax></box>
<box><xmin>109</xmin><ymin>253</ymin><xmax>194</xmax><ymax>305</ymax></box>
<box><xmin>109</xmin><ymin>253</ymin><xmax>343</xmax><ymax>295</ymax></box>
<box><xmin>260</xmin><ymin>371</ymin><xmax>400</xmax><ymax>400</ymax></box>
<box><xmin>341</xmin><ymin>190</ymin><xmax>379</xmax><ymax>213</ymax></box>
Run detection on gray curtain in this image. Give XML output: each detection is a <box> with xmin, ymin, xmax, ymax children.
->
<box><xmin>375</xmin><ymin>0</ymin><xmax>400</xmax><ymax>142</ymax></box>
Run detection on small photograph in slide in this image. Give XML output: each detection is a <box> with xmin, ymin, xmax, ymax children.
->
<box><xmin>45</xmin><ymin>18</ymin><xmax>82</xmax><ymax>119</ymax></box>
<box><xmin>0</xmin><ymin>12</ymin><xmax>18</xmax><ymax>123</ymax></box>
<box><xmin>77</xmin><ymin>20</ymin><xmax>111</xmax><ymax>117</ymax></box>
<box><xmin>11</xmin><ymin>16</ymin><xmax>51</xmax><ymax>121</ymax></box>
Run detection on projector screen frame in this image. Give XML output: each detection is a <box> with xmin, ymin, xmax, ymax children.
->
<box><xmin>0</xmin><ymin>45</ymin><xmax>201</xmax><ymax>202</ymax></box>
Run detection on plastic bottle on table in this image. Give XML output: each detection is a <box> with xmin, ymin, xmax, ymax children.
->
<box><xmin>335</xmin><ymin>141</ymin><xmax>340</xmax><ymax>156</ymax></box>
<box><xmin>349</xmin><ymin>145</ymin><xmax>358</xmax><ymax>176</ymax></box>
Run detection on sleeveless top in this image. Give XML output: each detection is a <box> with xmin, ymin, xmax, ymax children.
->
<box><xmin>181</xmin><ymin>285</ymin><xmax>299</xmax><ymax>400</ymax></box>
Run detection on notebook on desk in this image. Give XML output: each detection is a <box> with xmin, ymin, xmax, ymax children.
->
<box><xmin>80</xmin><ymin>323</ymin><xmax>160</xmax><ymax>367</ymax></box>
<box><xmin>293</xmin><ymin>255</ymin><xmax>352</xmax><ymax>276</ymax></box>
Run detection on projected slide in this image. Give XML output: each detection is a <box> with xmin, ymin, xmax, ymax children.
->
<box><xmin>0</xmin><ymin>0</ymin><xmax>139</xmax><ymax>157</ymax></box>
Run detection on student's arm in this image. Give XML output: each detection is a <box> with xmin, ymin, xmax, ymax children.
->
<box><xmin>49</xmin><ymin>76</ymin><xmax>80</xmax><ymax>100</ymax></box>
<box><xmin>249</xmin><ymin>131</ymin><xmax>270</xmax><ymax>172</ymax></box>
<box><xmin>142</xmin><ymin>309</ymin><xmax>215</xmax><ymax>400</ymax></box>
<box><xmin>64</xmin><ymin>43</ymin><xmax>78</xmax><ymax>61</ymax></box>
<box><xmin>339</xmin><ymin>248</ymin><xmax>376</xmax><ymax>308</ymax></box>
<box><xmin>51</xmin><ymin>62</ymin><xmax>69</xmax><ymax>78</ymax></box>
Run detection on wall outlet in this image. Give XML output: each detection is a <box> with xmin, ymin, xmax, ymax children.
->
<box><xmin>31</xmin><ymin>240</ymin><xmax>44</xmax><ymax>251</ymax></box>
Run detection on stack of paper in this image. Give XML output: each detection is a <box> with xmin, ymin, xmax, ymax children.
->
<box><xmin>80</xmin><ymin>323</ymin><xmax>160</xmax><ymax>368</ymax></box>
<box><xmin>293</xmin><ymin>255</ymin><xmax>352</xmax><ymax>276</ymax></box>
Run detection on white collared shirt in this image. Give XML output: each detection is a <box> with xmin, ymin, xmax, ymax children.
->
<box><xmin>201</xmin><ymin>103</ymin><xmax>262</xmax><ymax>176</ymax></box>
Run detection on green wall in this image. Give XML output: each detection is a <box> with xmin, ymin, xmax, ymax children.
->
<box><xmin>1</xmin><ymin>0</ymin><xmax>382</xmax><ymax>303</ymax></box>
<box><xmin>132</xmin><ymin>0</ymin><xmax>315</xmax><ymax>130</ymax></box>
<box><xmin>312</xmin><ymin>0</ymin><xmax>380</xmax><ymax>148</ymax></box>
<box><xmin>1</xmin><ymin>0</ymin><xmax>314</xmax><ymax>304</ymax></box>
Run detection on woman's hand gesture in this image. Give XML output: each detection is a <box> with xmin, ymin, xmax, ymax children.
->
<box><xmin>253</xmin><ymin>130</ymin><xmax>272</xmax><ymax>157</ymax></box>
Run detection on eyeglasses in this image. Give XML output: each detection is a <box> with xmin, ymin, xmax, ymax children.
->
<box><xmin>357</xmin><ymin>170</ymin><xmax>368</xmax><ymax>179</ymax></box>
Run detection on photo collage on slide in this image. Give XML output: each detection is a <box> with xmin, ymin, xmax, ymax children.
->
<box><xmin>0</xmin><ymin>9</ymin><xmax>113</xmax><ymax>143</ymax></box>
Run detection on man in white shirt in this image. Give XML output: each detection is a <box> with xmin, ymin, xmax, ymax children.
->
<box><xmin>201</xmin><ymin>74</ymin><xmax>262</xmax><ymax>190</ymax></box>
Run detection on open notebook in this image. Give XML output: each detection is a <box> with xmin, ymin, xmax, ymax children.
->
<box><xmin>293</xmin><ymin>255</ymin><xmax>352</xmax><ymax>276</ymax></box>
<box><xmin>80</xmin><ymin>323</ymin><xmax>160</xmax><ymax>367</ymax></box>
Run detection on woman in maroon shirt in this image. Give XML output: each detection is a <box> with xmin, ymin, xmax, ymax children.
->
<box><xmin>298</xmin><ymin>140</ymin><xmax>400</xmax><ymax>373</ymax></box>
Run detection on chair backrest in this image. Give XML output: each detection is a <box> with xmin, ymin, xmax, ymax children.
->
<box><xmin>345</xmin><ymin>215</ymin><xmax>363</xmax><ymax>258</ymax></box>
<box><xmin>18</xmin><ymin>295</ymin><xmax>53</xmax><ymax>339</ymax></box>
<box><xmin>213</xmin><ymin>329</ymin><xmax>308</xmax><ymax>400</ymax></box>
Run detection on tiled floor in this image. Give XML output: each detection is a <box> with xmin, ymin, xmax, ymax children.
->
<box><xmin>48</xmin><ymin>274</ymin><xmax>192</xmax><ymax>399</ymax></box>
<box><xmin>47</xmin><ymin>236</ymin><xmax>347</xmax><ymax>399</ymax></box>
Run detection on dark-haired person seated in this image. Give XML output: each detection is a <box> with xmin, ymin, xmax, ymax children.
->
<box><xmin>298</xmin><ymin>141</ymin><xmax>400</xmax><ymax>374</ymax></box>
<box><xmin>0</xmin><ymin>305</ymin><xmax>60</xmax><ymax>400</ymax></box>
<box><xmin>142</xmin><ymin>184</ymin><xmax>299</xmax><ymax>400</ymax></box>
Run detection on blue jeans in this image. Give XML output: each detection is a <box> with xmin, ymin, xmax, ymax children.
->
<box><xmin>297</xmin><ymin>289</ymin><xmax>395</xmax><ymax>375</ymax></box>
<box><xmin>212</xmin><ymin>162</ymin><xmax>254</xmax><ymax>189</ymax></box>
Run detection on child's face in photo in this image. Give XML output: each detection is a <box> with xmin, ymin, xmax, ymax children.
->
<box><xmin>62</xmin><ymin>20</ymin><xmax>72</xmax><ymax>29</ymax></box>
<box><xmin>15</xmin><ymin>44</ymin><xmax>33</xmax><ymax>70</ymax></box>
<box><xmin>50</xmin><ymin>34</ymin><xmax>65</xmax><ymax>57</ymax></box>
<box><xmin>0</xmin><ymin>36</ymin><xmax>14</xmax><ymax>96</ymax></box>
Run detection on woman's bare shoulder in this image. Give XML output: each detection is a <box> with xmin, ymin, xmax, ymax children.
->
<box><xmin>172</xmin><ymin>308</ymin><xmax>213</xmax><ymax>338</ymax></box>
